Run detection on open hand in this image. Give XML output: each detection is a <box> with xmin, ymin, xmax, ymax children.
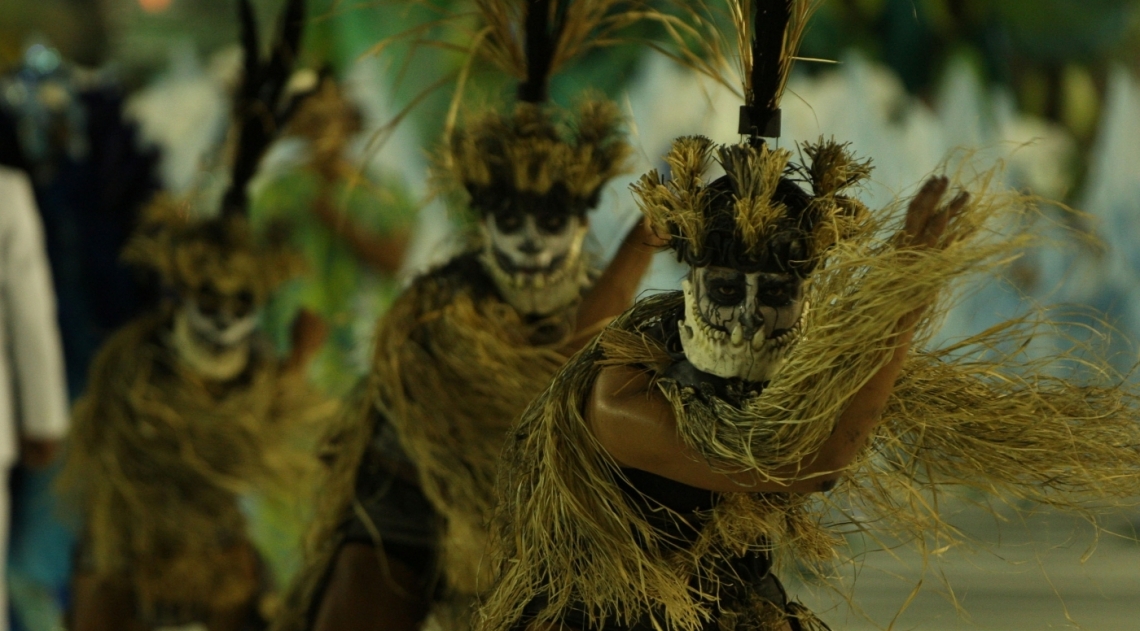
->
<box><xmin>901</xmin><ymin>176</ymin><xmax>969</xmax><ymax>250</ymax></box>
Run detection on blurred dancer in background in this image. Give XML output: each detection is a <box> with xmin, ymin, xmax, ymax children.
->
<box><xmin>273</xmin><ymin>1</ymin><xmax>663</xmax><ymax>630</ymax></box>
<box><xmin>0</xmin><ymin>41</ymin><xmax>160</xmax><ymax>630</ymax></box>
<box><xmin>0</xmin><ymin>166</ymin><xmax>71</xmax><ymax>631</ymax></box>
<box><xmin>57</xmin><ymin>1</ymin><xmax>337</xmax><ymax>629</ymax></box>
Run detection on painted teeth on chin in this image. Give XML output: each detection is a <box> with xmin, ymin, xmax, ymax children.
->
<box><xmin>731</xmin><ymin>324</ymin><xmax>743</xmax><ymax>346</ymax></box>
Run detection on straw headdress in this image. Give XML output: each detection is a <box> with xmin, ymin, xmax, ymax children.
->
<box><xmin>448</xmin><ymin>0</ymin><xmax>633</xmax><ymax>218</ymax></box>
<box><xmin>632</xmin><ymin>0</ymin><xmax>868</xmax><ymax>275</ymax></box>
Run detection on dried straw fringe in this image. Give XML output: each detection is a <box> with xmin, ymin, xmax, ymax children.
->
<box><xmin>276</xmin><ymin>264</ymin><xmax>572</xmax><ymax>630</ymax></box>
<box><xmin>447</xmin><ymin>100</ymin><xmax>631</xmax><ymax>209</ymax></box>
<box><xmin>122</xmin><ymin>199</ymin><xmax>305</xmax><ymax>301</ymax></box>
<box><xmin>634</xmin><ymin>137</ymin><xmax>870</xmax><ymax>263</ymax></box>
<box><xmin>373</xmin><ymin>271</ymin><xmax>570</xmax><ymax>601</ymax></box>
<box><xmin>481</xmin><ymin>296</ymin><xmax>832</xmax><ymax>631</ymax></box>
<box><xmin>57</xmin><ymin>312</ymin><xmax>333</xmax><ymax>613</ymax></box>
<box><xmin>479</xmin><ymin>174</ymin><xmax>1140</xmax><ymax>631</ymax></box>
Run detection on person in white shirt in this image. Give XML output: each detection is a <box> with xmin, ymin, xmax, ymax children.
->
<box><xmin>0</xmin><ymin>165</ymin><xmax>71</xmax><ymax>631</ymax></box>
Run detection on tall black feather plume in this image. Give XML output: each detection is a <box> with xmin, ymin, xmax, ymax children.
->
<box><xmin>739</xmin><ymin>0</ymin><xmax>791</xmax><ymax>142</ymax></box>
<box><xmin>221</xmin><ymin>0</ymin><xmax>312</xmax><ymax>217</ymax></box>
<box><xmin>517</xmin><ymin>0</ymin><xmax>565</xmax><ymax>104</ymax></box>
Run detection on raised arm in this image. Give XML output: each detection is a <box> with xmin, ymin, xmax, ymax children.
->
<box><xmin>588</xmin><ymin>178</ymin><xmax>967</xmax><ymax>494</ymax></box>
<box><xmin>567</xmin><ymin>220</ymin><xmax>666</xmax><ymax>351</ymax></box>
<box><xmin>311</xmin><ymin>197</ymin><xmax>409</xmax><ymax>275</ymax></box>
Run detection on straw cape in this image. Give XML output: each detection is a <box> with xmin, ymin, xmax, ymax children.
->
<box><xmin>273</xmin><ymin>255</ymin><xmax>575</xmax><ymax>631</ymax></box>
<box><xmin>59</xmin><ymin>311</ymin><xmax>333</xmax><ymax>615</ymax></box>
<box><xmin>476</xmin><ymin>150</ymin><xmax>1140</xmax><ymax>631</ymax></box>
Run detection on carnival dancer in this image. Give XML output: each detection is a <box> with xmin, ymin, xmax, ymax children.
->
<box><xmin>477</xmin><ymin>2</ymin><xmax>1140</xmax><ymax>631</ymax></box>
<box><xmin>59</xmin><ymin>1</ymin><xmax>336</xmax><ymax>628</ymax></box>
<box><xmin>274</xmin><ymin>1</ymin><xmax>664</xmax><ymax>630</ymax></box>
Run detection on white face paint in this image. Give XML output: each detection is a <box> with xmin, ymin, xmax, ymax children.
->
<box><xmin>678</xmin><ymin>266</ymin><xmax>807</xmax><ymax>383</ymax></box>
<box><xmin>169</xmin><ymin>283</ymin><xmax>261</xmax><ymax>381</ymax></box>
<box><xmin>480</xmin><ymin>211</ymin><xmax>590</xmax><ymax>316</ymax></box>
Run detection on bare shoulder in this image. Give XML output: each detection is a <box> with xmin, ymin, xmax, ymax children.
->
<box><xmin>586</xmin><ymin>364</ymin><xmax>674</xmax><ymax>469</ymax></box>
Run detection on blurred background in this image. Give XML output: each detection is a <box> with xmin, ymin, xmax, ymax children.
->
<box><xmin>2</xmin><ymin>0</ymin><xmax>1139</xmax><ymax>629</ymax></box>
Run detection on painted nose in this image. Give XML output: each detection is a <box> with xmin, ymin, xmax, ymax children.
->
<box><xmin>518</xmin><ymin>239</ymin><xmax>542</xmax><ymax>255</ymax></box>
<box><xmin>213</xmin><ymin>307</ymin><xmax>238</xmax><ymax>328</ymax></box>
<box><xmin>739</xmin><ymin>310</ymin><xmax>763</xmax><ymax>338</ymax></box>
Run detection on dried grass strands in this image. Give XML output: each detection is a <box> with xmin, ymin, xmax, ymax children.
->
<box><xmin>373</xmin><ymin>274</ymin><xmax>570</xmax><ymax>601</ymax></box>
<box><xmin>643</xmin><ymin>0</ymin><xmax>822</xmax><ymax>103</ymax></box>
<box><xmin>122</xmin><ymin>202</ymin><xmax>305</xmax><ymax>305</ymax></box>
<box><xmin>58</xmin><ymin>313</ymin><xmax>334</xmax><ymax>614</ymax></box>
<box><xmin>730</xmin><ymin>0</ymin><xmax>818</xmax><ymax>109</ymax></box>
<box><xmin>636</xmin><ymin>137</ymin><xmax>873</xmax><ymax>276</ymax></box>
<box><xmin>445</xmin><ymin>99</ymin><xmax>632</xmax><ymax>222</ymax></box>
<box><xmin>472</xmin><ymin>0</ymin><xmax>632</xmax><ymax>82</ymax></box>
<box><xmin>278</xmin><ymin>266</ymin><xmax>572</xmax><ymax>630</ymax></box>
<box><xmin>672</xmin><ymin>175</ymin><xmax>1027</xmax><ymax>480</ymax></box>
<box><xmin>483</xmin><ymin>294</ymin><xmax>827</xmax><ymax>631</ymax></box>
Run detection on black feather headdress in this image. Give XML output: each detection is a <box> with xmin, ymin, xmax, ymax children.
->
<box><xmin>221</xmin><ymin>0</ymin><xmax>314</xmax><ymax>217</ymax></box>
<box><xmin>123</xmin><ymin>0</ymin><xmax>313</xmax><ymax>297</ymax></box>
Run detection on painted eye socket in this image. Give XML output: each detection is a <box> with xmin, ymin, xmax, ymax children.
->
<box><xmin>536</xmin><ymin>214</ymin><xmax>568</xmax><ymax>234</ymax></box>
<box><xmin>707</xmin><ymin>280</ymin><xmax>746</xmax><ymax>307</ymax></box>
<box><xmin>232</xmin><ymin>290</ymin><xmax>255</xmax><ymax>318</ymax></box>
<box><xmin>757</xmin><ymin>284</ymin><xmax>793</xmax><ymax>307</ymax></box>
<box><xmin>197</xmin><ymin>284</ymin><xmax>222</xmax><ymax>316</ymax></box>
<box><xmin>495</xmin><ymin>210</ymin><xmax>524</xmax><ymax>233</ymax></box>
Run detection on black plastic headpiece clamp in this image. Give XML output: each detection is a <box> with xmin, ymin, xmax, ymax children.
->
<box><xmin>738</xmin><ymin>106</ymin><xmax>781</xmax><ymax>139</ymax></box>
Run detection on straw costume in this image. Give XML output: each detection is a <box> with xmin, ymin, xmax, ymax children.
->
<box><xmin>276</xmin><ymin>3</ymin><xmax>662</xmax><ymax>631</ymax></box>
<box><xmin>59</xmin><ymin>1</ymin><xmax>333</xmax><ymax>629</ymax></box>
<box><xmin>476</xmin><ymin>3</ymin><xmax>1140</xmax><ymax>631</ymax></box>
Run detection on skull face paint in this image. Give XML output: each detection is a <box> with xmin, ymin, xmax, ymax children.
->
<box><xmin>480</xmin><ymin>209</ymin><xmax>590</xmax><ymax>317</ymax></box>
<box><xmin>170</xmin><ymin>281</ymin><xmax>261</xmax><ymax>381</ymax></box>
<box><xmin>678</xmin><ymin>265</ymin><xmax>807</xmax><ymax>383</ymax></box>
